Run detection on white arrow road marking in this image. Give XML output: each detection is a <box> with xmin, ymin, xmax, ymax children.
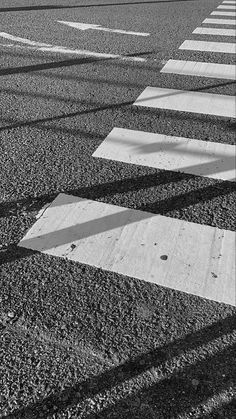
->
<box><xmin>18</xmin><ymin>193</ymin><xmax>236</xmax><ymax>306</ymax></box>
<box><xmin>57</xmin><ymin>20</ymin><xmax>150</xmax><ymax>36</ymax></box>
<box><xmin>0</xmin><ymin>32</ymin><xmax>146</xmax><ymax>62</ymax></box>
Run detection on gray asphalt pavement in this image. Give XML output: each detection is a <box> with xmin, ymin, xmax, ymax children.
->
<box><xmin>0</xmin><ymin>1</ymin><xmax>236</xmax><ymax>418</ymax></box>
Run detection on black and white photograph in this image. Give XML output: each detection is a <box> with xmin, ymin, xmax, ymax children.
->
<box><xmin>0</xmin><ymin>0</ymin><xmax>235</xmax><ymax>417</ymax></box>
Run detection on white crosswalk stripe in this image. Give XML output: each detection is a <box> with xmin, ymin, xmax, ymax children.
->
<box><xmin>218</xmin><ymin>4</ymin><xmax>236</xmax><ymax>8</ymax></box>
<box><xmin>203</xmin><ymin>17</ymin><xmax>236</xmax><ymax>24</ymax></box>
<box><xmin>193</xmin><ymin>27</ymin><xmax>236</xmax><ymax>36</ymax></box>
<box><xmin>93</xmin><ymin>128</ymin><xmax>236</xmax><ymax>181</ymax></box>
<box><xmin>19</xmin><ymin>193</ymin><xmax>236</xmax><ymax>306</ymax></box>
<box><xmin>211</xmin><ymin>10</ymin><xmax>236</xmax><ymax>16</ymax></box>
<box><xmin>210</xmin><ymin>11</ymin><xmax>236</xmax><ymax>16</ymax></box>
<box><xmin>133</xmin><ymin>87</ymin><xmax>236</xmax><ymax>118</ymax></box>
<box><xmin>179</xmin><ymin>40</ymin><xmax>236</xmax><ymax>54</ymax></box>
<box><xmin>161</xmin><ymin>59</ymin><xmax>236</xmax><ymax>80</ymax></box>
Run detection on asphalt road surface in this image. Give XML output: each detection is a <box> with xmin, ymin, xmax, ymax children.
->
<box><xmin>0</xmin><ymin>0</ymin><xmax>236</xmax><ymax>418</ymax></box>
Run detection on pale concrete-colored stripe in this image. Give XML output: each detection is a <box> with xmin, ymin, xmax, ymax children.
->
<box><xmin>133</xmin><ymin>86</ymin><xmax>236</xmax><ymax>118</ymax></box>
<box><xmin>161</xmin><ymin>59</ymin><xmax>236</xmax><ymax>80</ymax></box>
<box><xmin>211</xmin><ymin>11</ymin><xmax>236</xmax><ymax>16</ymax></box>
<box><xmin>93</xmin><ymin>127</ymin><xmax>236</xmax><ymax>181</ymax></box>
<box><xmin>18</xmin><ymin>193</ymin><xmax>236</xmax><ymax>306</ymax></box>
<box><xmin>223</xmin><ymin>1</ymin><xmax>236</xmax><ymax>4</ymax></box>
<box><xmin>203</xmin><ymin>17</ymin><xmax>236</xmax><ymax>24</ymax></box>
<box><xmin>193</xmin><ymin>27</ymin><xmax>236</xmax><ymax>36</ymax></box>
<box><xmin>217</xmin><ymin>4</ymin><xmax>236</xmax><ymax>8</ymax></box>
<box><xmin>179</xmin><ymin>40</ymin><xmax>236</xmax><ymax>54</ymax></box>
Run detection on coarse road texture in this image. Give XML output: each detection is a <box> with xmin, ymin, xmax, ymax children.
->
<box><xmin>0</xmin><ymin>0</ymin><xmax>236</xmax><ymax>418</ymax></box>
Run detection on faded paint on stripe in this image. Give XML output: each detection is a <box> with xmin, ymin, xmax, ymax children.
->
<box><xmin>179</xmin><ymin>40</ymin><xmax>236</xmax><ymax>54</ymax></box>
<box><xmin>203</xmin><ymin>17</ymin><xmax>236</xmax><ymax>24</ymax></box>
<box><xmin>161</xmin><ymin>59</ymin><xmax>236</xmax><ymax>80</ymax></box>
<box><xmin>18</xmin><ymin>193</ymin><xmax>236</xmax><ymax>306</ymax></box>
<box><xmin>133</xmin><ymin>86</ymin><xmax>236</xmax><ymax>118</ymax></box>
<box><xmin>93</xmin><ymin>127</ymin><xmax>236</xmax><ymax>181</ymax></box>
<box><xmin>193</xmin><ymin>27</ymin><xmax>236</xmax><ymax>36</ymax></box>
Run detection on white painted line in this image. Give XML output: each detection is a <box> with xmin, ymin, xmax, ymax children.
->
<box><xmin>93</xmin><ymin>127</ymin><xmax>236</xmax><ymax>181</ymax></box>
<box><xmin>211</xmin><ymin>11</ymin><xmax>236</xmax><ymax>16</ymax></box>
<box><xmin>203</xmin><ymin>17</ymin><xmax>236</xmax><ymax>24</ymax></box>
<box><xmin>58</xmin><ymin>20</ymin><xmax>150</xmax><ymax>36</ymax></box>
<box><xmin>223</xmin><ymin>1</ymin><xmax>236</xmax><ymax>4</ymax></box>
<box><xmin>217</xmin><ymin>4</ymin><xmax>236</xmax><ymax>8</ymax></box>
<box><xmin>179</xmin><ymin>40</ymin><xmax>236</xmax><ymax>54</ymax></box>
<box><xmin>161</xmin><ymin>59</ymin><xmax>236</xmax><ymax>80</ymax></box>
<box><xmin>0</xmin><ymin>32</ymin><xmax>145</xmax><ymax>62</ymax></box>
<box><xmin>193</xmin><ymin>27</ymin><xmax>236</xmax><ymax>36</ymax></box>
<box><xmin>0</xmin><ymin>31</ymin><xmax>52</xmax><ymax>47</ymax></box>
<box><xmin>33</xmin><ymin>46</ymin><xmax>145</xmax><ymax>61</ymax></box>
<box><xmin>133</xmin><ymin>86</ymin><xmax>236</xmax><ymax>118</ymax></box>
<box><xmin>19</xmin><ymin>193</ymin><xmax>236</xmax><ymax>306</ymax></box>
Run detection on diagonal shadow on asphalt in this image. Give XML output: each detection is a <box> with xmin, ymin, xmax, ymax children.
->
<box><xmin>0</xmin><ymin>0</ymin><xmax>200</xmax><ymax>14</ymax></box>
<box><xmin>2</xmin><ymin>313</ymin><xmax>236</xmax><ymax>418</ymax></box>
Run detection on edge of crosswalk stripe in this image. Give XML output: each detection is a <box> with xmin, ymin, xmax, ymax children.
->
<box><xmin>211</xmin><ymin>11</ymin><xmax>236</xmax><ymax>16</ymax></box>
<box><xmin>193</xmin><ymin>27</ymin><xmax>236</xmax><ymax>36</ymax></box>
<box><xmin>133</xmin><ymin>86</ymin><xmax>236</xmax><ymax>118</ymax></box>
<box><xmin>203</xmin><ymin>17</ymin><xmax>236</xmax><ymax>25</ymax></box>
<box><xmin>160</xmin><ymin>59</ymin><xmax>236</xmax><ymax>80</ymax></box>
<box><xmin>179</xmin><ymin>40</ymin><xmax>236</xmax><ymax>54</ymax></box>
<box><xmin>92</xmin><ymin>127</ymin><xmax>236</xmax><ymax>181</ymax></box>
<box><xmin>18</xmin><ymin>193</ymin><xmax>236</xmax><ymax>306</ymax></box>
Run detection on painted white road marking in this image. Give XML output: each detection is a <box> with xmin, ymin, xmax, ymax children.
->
<box><xmin>0</xmin><ymin>32</ymin><xmax>145</xmax><ymax>62</ymax></box>
<box><xmin>223</xmin><ymin>1</ymin><xmax>236</xmax><ymax>3</ymax></box>
<box><xmin>179</xmin><ymin>40</ymin><xmax>236</xmax><ymax>54</ymax></box>
<box><xmin>203</xmin><ymin>17</ymin><xmax>236</xmax><ymax>24</ymax></box>
<box><xmin>133</xmin><ymin>86</ymin><xmax>236</xmax><ymax>118</ymax></box>
<box><xmin>211</xmin><ymin>11</ymin><xmax>236</xmax><ymax>15</ymax></box>
<box><xmin>217</xmin><ymin>4</ymin><xmax>236</xmax><ymax>8</ymax></box>
<box><xmin>18</xmin><ymin>193</ymin><xmax>236</xmax><ymax>306</ymax></box>
<box><xmin>0</xmin><ymin>31</ymin><xmax>52</xmax><ymax>47</ymax></box>
<box><xmin>161</xmin><ymin>59</ymin><xmax>236</xmax><ymax>80</ymax></box>
<box><xmin>93</xmin><ymin>127</ymin><xmax>236</xmax><ymax>181</ymax></box>
<box><xmin>58</xmin><ymin>20</ymin><xmax>150</xmax><ymax>36</ymax></box>
<box><xmin>193</xmin><ymin>27</ymin><xmax>236</xmax><ymax>36</ymax></box>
